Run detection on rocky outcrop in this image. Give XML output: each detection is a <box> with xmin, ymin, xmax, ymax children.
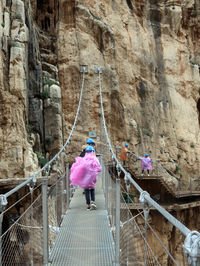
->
<box><xmin>0</xmin><ymin>0</ymin><xmax>62</xmax><ymax>178</ymax></box>
<box><xmin>0</xmin><ymin>0</ymin><xmax>39</xmax><ymax>178</ymax></box>
<box><xmin>57</xmin><ymin>0</ymin><xmax>200</xmax><ymax>184</ymax></box>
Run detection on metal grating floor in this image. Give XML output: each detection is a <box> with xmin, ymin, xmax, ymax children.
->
<box><xmin>49</xmin><ymin>179</ymin><xmax>115</xmax><ymax>265</ymax></box>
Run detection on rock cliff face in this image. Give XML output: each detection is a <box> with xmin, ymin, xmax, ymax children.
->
<box><xmin>0</xmin><ymin>0</ymin><xmax>200</xmax><ymax>264</ymax></box>
<box><xmin>58</xmin><ymin>0</ymin><xmax>200</xmax><ymax>184</ymax></box>
<box><xmin>0</xmin><ymin>0</ymin><xmax>199</xmax><ymax>181</ymax></box>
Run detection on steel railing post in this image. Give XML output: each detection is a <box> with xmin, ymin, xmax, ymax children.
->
<box><xmin>0</xmin><ymin>195</ymin><xmax>7</xmax><ymax>265</ymax></box>
<box><xmin>105</xmin><ymin>166</ymin><xmax>108</xmax><ymax>210</ymax></box>
<box><xmin>42</xmin><ymin>179</ymin><xmax>49</xmax><ymax>265</ymax></box>
<box><xmin>63</xmin><ymin>171</ymin><xmax>67</xmax><ymax>215</ymax></box>
<box><xmin>115</xmin><ymin>179</ymin><xmax>121</xmax><ymax>266</ymax></box>
<box><xmin>0</xmin><ymin>212</ymin><xmax>3</xmax><ymax>265</ymax></box>
<box><xmin>66</xmin><ymin>164</ymin><xmax>70</xmax><ymax>209</ymax></box>
<box><xmin>103</xmin><ymin>160</ymin><xmax>106</xmax><ymax>195</ymax></box>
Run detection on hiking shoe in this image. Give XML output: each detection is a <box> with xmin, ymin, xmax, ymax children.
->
<box><xmin>90</xmin><ymin>203</ymin><xmax>97</xmax><ymax>210</ymax></box>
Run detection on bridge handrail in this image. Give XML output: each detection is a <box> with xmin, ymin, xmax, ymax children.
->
<box><xmin>116</xmin><ymin>145</ymin><xmax>180</xmax><ymax>179</ymax></box>
<box><xmin>97</xmin><ymin>67</ymin><xmax>200</xmax><ymax>265</ymax></box>
<box><xmin>116</xmin><ymin>145</ymin><xmax>200</xmax><ymax>196</ymax></box>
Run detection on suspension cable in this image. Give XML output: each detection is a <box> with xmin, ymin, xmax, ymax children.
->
<box><xmin>98</xmin><ymin>68</ymin><xmax>190</xmax><ymax>235</ymax></box>
<box><xmin>97</xmin><ymin>67</ymin><xmax>200</xmax><ymax>265</ymax></box>
<box><xmin>4</xmin><ymin>68</ymin><xmax>87</xmax><ymax>199</ymax></box>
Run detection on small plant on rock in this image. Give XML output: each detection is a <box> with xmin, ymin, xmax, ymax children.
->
<box><xmin>142</xmin><ymin>128</ymin><xmax>153</xmax><ymax>137</ymax></box>
<box><xmin>42</xmin><ymin>89</ymin><xmax>49</xmax><ymax>99</ymax></box>
<box><xmin>175</xmin><ymin>165</ymin><xmax>180</xmax><ymax>173</ymax></box>
<box><xmin>168</xmin><ymin>157</ymin><xmax>173</xmax><ymax>163</ymax></box>
<box><xmin>26</xmin><ymin>124</ymin><xmax>35</xmax><ymax>135</ymax></box>
<box><xmin>191</xmin><ymin>10</ymin><xmax>198</xmax><ymax>17</ymax></box>
<box><xmin>177</xmin><ymin>154</ymin><xmax>181</xmax><ymax>159</ymax></box>
<box><xmin>9</xmin><ymin>40</ymin><xmax>19</xmax><ymax>48</ymax></box>
<box><xmin>45</xmin><ymin>136</ymin><xmax>53</xmax><ymax>143</ymax></box>
<box><xmin>36</xmin><ymin>151</ymin><xmax>48</xmax><ymax>168</ymax></box>
<box><xmin>43</xmin><ymin>79</ymin><xmax>55</xmax><ymax>87</ymax></box>
<box><xmin>190</xmin><ymin>143</ymin><xmax>195</xmax><ymax>148</ymax></box>
<box><xmin>39</xmin><ymin>157</ymin><xmax>48</xmax><ymax>168</ymax></box>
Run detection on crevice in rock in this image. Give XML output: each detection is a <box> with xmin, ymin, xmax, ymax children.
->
<box><xmin>98</xmin><ymin>27</ymin><xmax>104</xmax><ymax>53</ymax></box>
<box><xmin>126</xmin><ymin>0</ymin><xmax>134</xmax><ymax>12</ymax></box>
<box><xmin>197</xmin><ymin>98</ymin><xmax>200</xmax><ymax>125</ymax></box>
<box><xmin>36</xmin><ymin>0</ymin><xmax>59</xmax><ymax>34</ymax></box>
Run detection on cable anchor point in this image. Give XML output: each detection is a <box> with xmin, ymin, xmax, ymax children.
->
<box><xmin>94</xmin><ymin>66</ymin><xmax>102</xmax><ymax>74</ymax></box>
<box><xmin>80</xmin><ymin>65</ymin><xmax>88</xmax><ymax>73</ymax></box>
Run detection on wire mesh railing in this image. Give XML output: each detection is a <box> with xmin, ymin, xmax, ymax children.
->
<box><xmin>0</xmin><ymin>67</ymin><xmax>87</xmax><ymax>265</ymax></box>
<box><xmin>101</xmin><ymin>158</ymin><xmax>190</xmax><ymax>265</ymax></box>
<box><xmin>0</xmin><ymin>164</ymin><xmax>74</xmax><ymax>265</ymax></box>
<box><xmin>1</xmin><ymin>184</ymin><xmax>43</xmax><ymax>266</ymax></box>
<box><xmin>96</xmin><ymin>66</ymin><xmax>200</xmax><ymax>265</ymax></box>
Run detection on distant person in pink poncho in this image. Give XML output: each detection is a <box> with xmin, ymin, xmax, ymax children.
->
<box><xmin>70</xmin><ymin>146</ymin><xmax>102</xmax><ymax>210</ymax></box>
<box><xmin>139</xmin><ymin>154</ymin><xmax>152</xmax><ymax>176</ymax></box>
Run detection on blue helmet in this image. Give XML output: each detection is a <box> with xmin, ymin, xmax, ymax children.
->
<box><xmin>145</xmin><ymin>154</ymin><xmax>148</xmax><ymax>157</ymax></box>
<box><xmin>125</xmin><ymin>143</ymin><xmax>128</xmax><ymax>147</ymax></box>
<box><xmin>85</xmin><ymin>145</ymin><xmax>95</xmax><ymax>152</ymax></box>
<box><xmin>86</xmin><ymin>138</ymin><xmax>95</xmax><ymax>145</ymax></box>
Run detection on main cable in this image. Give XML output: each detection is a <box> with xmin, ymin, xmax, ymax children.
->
<box><xmin>98</xmin><ymin>69</ymin><xmax>191</xmax><ymax>238</ymax></box>
<box><xmin>5</xmin><ymin>69</ymin><xmax>86</xmax><ymax>198</ymax></box>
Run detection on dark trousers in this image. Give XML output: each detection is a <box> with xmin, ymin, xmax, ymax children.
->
<box><xmin>123</xmin><ymin>160</ymin><xmax>126</xmax><ymax>166</ymax></box>
<box><xmin>142</xmin><ymin>170</ymin><xmax>149</xmax><ymax>174</ymax></box>
<box><xmin>85</xmin><ymin>188</ymin><xmax>95</xmax><ymax>205</ymax></box>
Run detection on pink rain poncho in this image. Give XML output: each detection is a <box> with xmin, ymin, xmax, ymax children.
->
<box><xmin>140</xmin><ymin>156</ymin><xmax>152</xmax><ymax>171</ymax></box>
<box><xmin>70</xmin><ymin>152</ymin><xmax>102</xmax><ymax>189</ymax></box>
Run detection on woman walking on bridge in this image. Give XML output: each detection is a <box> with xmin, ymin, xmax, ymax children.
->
<box><xmin>70</xmin><ymin>145</ymin><xmax>102</xmax><ymax>210</ymax></box>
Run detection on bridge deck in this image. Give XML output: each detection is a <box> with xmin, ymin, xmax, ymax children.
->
<box><xmin>49</xmin><ymin>178</ymin><xmax>115</xmax><ymax>265</ymax></box>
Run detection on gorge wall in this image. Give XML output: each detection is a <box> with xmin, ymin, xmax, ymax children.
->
<box><xmin>0</xmin><ymin>0</ymin><xmax>200</xmax><ymax>264</ymax></box>
<box><xmin>58</xmin><ymin>0</ymin><xmax>200</xmax><ymax>183</ymax></box>
<box><xmin>0</xmin><ymin>0</ymin><xmax>199</xmax><ymax>181</ymax></box>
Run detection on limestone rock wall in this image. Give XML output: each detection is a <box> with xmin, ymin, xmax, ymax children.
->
<box><xmin>0</xmin><ymin>0</ymin><xmax>62</xmax><ymax>179</ymax></box>
<box><xmin>58</xmin><ymin>0</ymin><xmax>200</xmax><ymax>183</ymax></box>
<box><xmin>0</xmin><ymin>0</ymin><xmax>199</xmax><ymax>265</ymax></box>
<box><xmin>0</xmin><ymin>0</ymin><xmax>39</xmax><ymax>178</ymax></box>
<box><xmin>1</xmin><ymin>0</ymin><xmax>199</xmax><ymax>182</ymax></box>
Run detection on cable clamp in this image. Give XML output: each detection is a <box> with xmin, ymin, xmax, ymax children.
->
<box><xmin>0</xmin><ymin>195</ymin><xmax>8</xmax><ymax>212</ymax></box>
<box><xmin>139</xmin><ymin>191</ymin><xmax>151</xmax><ymax>209</ymax></box>
<box><xmin>183</xmin><ymin>231</ymin><xmax>200</xmax><ymax>265</ymax></box>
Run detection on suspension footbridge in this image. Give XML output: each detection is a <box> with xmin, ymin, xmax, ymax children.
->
<box><xmin>0</xmin><ymin>67</ymin><xmax>199</xmax><ymax>265</ymax></box>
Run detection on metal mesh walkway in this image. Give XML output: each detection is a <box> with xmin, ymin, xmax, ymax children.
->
<box><xmin>49</xmin><ymin>178</ymin><xmax>115</xmax><ymax>265</ymax></box>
